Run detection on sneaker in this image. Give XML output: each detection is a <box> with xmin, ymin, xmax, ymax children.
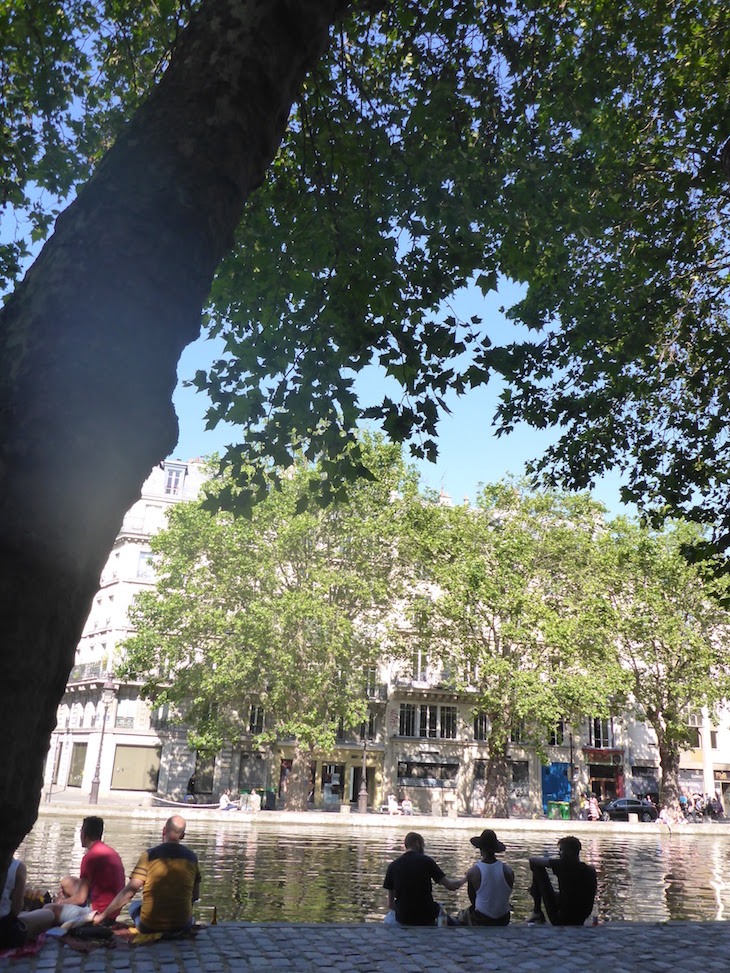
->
<box><xmin>526</xmin><ymin>911</ymin><xmax>546</xmax><ymax>924</ymax></box>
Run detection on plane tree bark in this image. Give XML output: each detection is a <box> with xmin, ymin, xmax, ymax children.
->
<box><xmin>0</xmin><ymin>0</ymin><xmax>349</xmax><ymax>877</ymax></box>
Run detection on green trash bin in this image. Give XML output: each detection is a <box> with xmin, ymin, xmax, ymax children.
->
<box><xmin>547</xmin><ymin>800</ymin><xmax>560</xmax><ymax>819</ymax></box>
<box><xmin>557</xmin><ymin>801</ymin><xmax>570</xmax><ymax>820</ymax></box>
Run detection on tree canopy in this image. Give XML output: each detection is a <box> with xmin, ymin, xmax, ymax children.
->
<box><xmin>399</xmin><ymin>482</ymin><xmax>622</xmax><ymax>815</ymax></box>
<box><xmin>5</xmin><ymin>0</ymin><xmax>730</xmax><ymax>533</ymax></box>
<box><xmin>599</xmin><ymin>518</ymin><xmax>730</xmax><ymax>807</ymax></box>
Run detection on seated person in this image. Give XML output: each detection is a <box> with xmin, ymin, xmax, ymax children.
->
<box><xmin>218</xmin><ymin>788</ymin><xmax>235</xmax><ymax>810</ymax></box>
<box><xmin>528</xmin><ymin>835</ymin><xmax>596</xmax><ymax>926</ymax></box>
<box><xmin>19</xmin><ymin>816</ymin><xmax>125</xmax><ymax>938</ymax></box>
<box><xmin>383</xmin><ymin>832</ymin><xmax>466</xmax><ymax>926</ymax></box>
<box><xmin>0</xmin><ymin>857</ymin><xmax>28</xmax><ymax>948</ymax></box>
<box><xmin>465</xmin><ymin>830</ymin><xmax>514</xmax><ymax>926</ymax></box>
<box><xmin>400</xmin><ymin>797</ymin><xmax>414</xmax><ymax>815</ymax></box>
<box><xmin>93</xmin><ymin>816</ymin><xmax>200</xmax><ymax>934</ymax></box>
<box><xmin>387</xmin><ymin>795</ymin><xmax>401</xmax><ymax>815</ymax></box>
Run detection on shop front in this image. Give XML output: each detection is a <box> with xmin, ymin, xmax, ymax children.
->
<box><xmin>583</xmin><ymin>748</ymin><xmax>624</xmax><ymax>801</ymax></box>
<box><xmin>278</xmin><ymin>746</ymin><xmax>382</xmax><ymax>809</ymax></box>
<box><xmin>630</xmin><ymin>764</ymin><xmax>660</xmax><ymax>801</ymax></box>
<box><xmin>713</xmin><ymin>768</ymin><xmax>730</xmax><ymax>814</ymax></box>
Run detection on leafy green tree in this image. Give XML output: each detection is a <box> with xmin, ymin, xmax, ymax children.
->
<box><xmin>478</xmin><ymin>0</ymin><xmax>730</xmax><ymax>548</ymax></box>
<box><xmin>400</xmin><ymin>482</ymin><xmax>622</xmax><ymax>817</ymax></box>
<box><xmin>120</xmin><ymin>437</ymin><xmax>417</xmax><ymax>808</ymax></box>
<box><xmin>600</xmin><ymin>519</ymin><xmax>730</xmax><ymax>809</ymax></box>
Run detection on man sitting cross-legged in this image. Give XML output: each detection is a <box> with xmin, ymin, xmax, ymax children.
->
<box><xmin>93</xmin><ymin>815</ymin><xmax>200</xmax><ymax>934</ymax></box>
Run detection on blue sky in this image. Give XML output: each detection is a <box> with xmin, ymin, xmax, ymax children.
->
<box><xmin>170</xmin><ymin>278</ymin><xmax>632</xmax><ymax>518</ymax></box>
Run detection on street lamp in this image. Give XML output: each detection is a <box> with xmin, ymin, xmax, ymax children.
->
<box><xmin>357</xmin><ymin>738</ymin><xmax>368</xmax><ymax>813</ymax></box>
<box><xmin>89</xmin><ymin>676</ymin><xmax>116</xmax><ymax>805</ymax></box>
<box><xmin>569</xmin><ymin>732</ymin><xmax>576</xmax><ymax>819</ymax></box>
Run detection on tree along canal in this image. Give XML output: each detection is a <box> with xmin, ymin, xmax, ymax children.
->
<box><xmin>17</xmin><ymin>816</ymin><xmax>730</xmax><ymax>924</ymax></box>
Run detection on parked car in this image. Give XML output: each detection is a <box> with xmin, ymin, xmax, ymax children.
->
<box><xmin>600</xmin><ymin>797</ymin><xmax>658</xmax><ymax>822</ymax></box>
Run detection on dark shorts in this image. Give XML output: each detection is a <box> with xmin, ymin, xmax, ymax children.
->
<box><xmin>471</xmin><ymin>907</ymin><xmax>510</xmax><ymax>926</ymax></box>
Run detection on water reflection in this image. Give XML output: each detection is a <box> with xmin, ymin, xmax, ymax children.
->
<box><xmin>17</xmin><ymin>818</ymin><xmax>730</xmax><ymax>923</ymax></box>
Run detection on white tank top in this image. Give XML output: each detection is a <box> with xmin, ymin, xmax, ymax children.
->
<box><xmin>474</xmin><ymin>860</ymin><xmax>512</xmax><ymax>919</ymax></box>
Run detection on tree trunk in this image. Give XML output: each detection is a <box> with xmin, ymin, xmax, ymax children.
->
<box><xmin>0</xmin><ymin>0</ymin><xmax>349</xmax><ymax>878</ymax></box>
<box><xmin>485</xmin><ymin>752</ymin><xmax>511</xmax><ymax>818</ymax></box>
<box><xmin>285</xmin><ymin>742</ymin><xmax>313</xmax><ymax>811</ymax></box>
<box><xmin>658</xmin><ymin>744</ymin><xmax>681</xmax><ymax>812</ymax></box>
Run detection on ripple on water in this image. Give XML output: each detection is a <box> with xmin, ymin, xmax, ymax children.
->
<box><xmin>17</xmin><ymin>817</ymin><xmax>730</xmax><ymax>923</ymax></box>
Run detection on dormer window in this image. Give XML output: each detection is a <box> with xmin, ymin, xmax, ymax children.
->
<box><xmin>164</xmin><ymin>463</ymin><xmax>186</xmax><ymax>496</ymax></box>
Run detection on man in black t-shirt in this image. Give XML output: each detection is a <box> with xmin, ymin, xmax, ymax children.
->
<box><xmin>383</xmin><ymin>832</ymin><xmax>466</xmax><ymax>926</ymax></box>
<box><xmin>527</xmin><ymin>835</ymin><xmax>597</xmax><ymax>926</ymax></box>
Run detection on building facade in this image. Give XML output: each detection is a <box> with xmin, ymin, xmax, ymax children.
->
<box><xmin>44</xmin><ymin>459</ymin><xmax>206</xmax><ymax>804</ymax></box>
<box><xmin>43</xmin><ymin>468</ymin><xmax>730</xmax><ymax>815</ymax></box>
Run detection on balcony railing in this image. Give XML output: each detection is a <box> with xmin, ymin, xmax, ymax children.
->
<box><xmin>365</xmin><ymin>684</ymin><xmax>388</xmax><ymax>702</ymax></box>
<box><xmin>115</xmin><ymin>716</ymin><xmax>135</xmax><ymax>728</ymax></box>
<box><xmin>68</xmin><ymin>661</ymin><xmax>106</xmax><ymax>684</ymax></box>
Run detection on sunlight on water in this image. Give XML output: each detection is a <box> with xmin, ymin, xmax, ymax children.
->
<box><xmin>17</xmin><ymin>817</ymin><xmax>730</xmax><ymax>923</ymax></box>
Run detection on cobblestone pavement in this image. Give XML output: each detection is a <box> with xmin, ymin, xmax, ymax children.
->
<box><xmin>3</xmin><ymin>922</ymin><xmax>730</xmax><ymax>972</ymax></box>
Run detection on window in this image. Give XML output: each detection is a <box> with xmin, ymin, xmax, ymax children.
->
<box><xmin>249</xmin><ymin>705</ymin><xmax>264</xmax><ymax>735</ymax></box>
<box><xmin>400</xmin><ymin>703</ymin><xmax>416</xmax><ymax>737</ymax></box>
<box><xmin>52</xmin><ymin>742</ymin><xmax>63</xmax><ymax>785</ymax></box>
<box><xmin>420</xmin><ymin>704</ymin><xmax>438</xmax><ymax>738</ymax></box>
<box><xmin>412</xmin><ymin>646</ymin><xmax>428</xmax><ymax>681</ymax></box>
<box><xmin>194</xmin><ymin>753</ymin><xmax>215</xmax><ymax>793</ymax></box>
<box><xmin>510</xmin><ymin>720</ymin><xmax>526</xmax><ymax>744</ymax></box>
<box><xmin>474</xmin><ymin>712</ymin><xmax>488</xmax><ymax>742</ymax></box>
<box><xmin>67</xmin><ymin>743</ymin><xmax>87</xmax><ymax>787</ymax></box>
<box><xmin>687</xmin><ymin>726</ymin><xmax>701</xmax><ymax>748</ymax></box>
<box><xmin>364</xmin><ymin>665</ymin><xmax>378</xmax><ymax>697</ymax></box>
<box><xmin>397</xmin><ymin>760</ymin><xmax>458</xmax><ymax>783</ymax></box>
<box><xmin>589</xmin><ymin>717</ymin><xmax>613</xmax><ymax>749</ymax></box>
<box><xmin>711</xmin><ymin>730</ymin><xmax>718</xmax><ymax>749</ymax></box>
<box><xmin>164</xmin><ymin>464</ymin><xmax>185</xmax><ymax>496</ymax></box>
<box><xmin>239</xmin><ymin>751</ymin><xmax>266</xmax><ymax>791</ymax></box>
<box><xmin>137</xmin><ymin>551</ymin><xmax>154</xmax><ymax>579</ymax></box>
<box><xmin>549</xmin><ymin>720</ymin><xmax>566</xmax><ymax>746</ymax></box>
<box><xmin>399</xmin><ymin>703</ymin><xmax>457</xmax><ymax>739</ymax></box>
<box><xmin>440</xmin><ymin>706</ymin><xmax>457</xmax><ymax>739</ymax></box>
<box><xmin>115</xmin><ymin>689</ymin><xmax>138</xmax><ymax>728</ymax></box>
<box><xmin>360</xmin><ymin>711</ymin><xmax>375</xmax><ymax>741</ymax></box>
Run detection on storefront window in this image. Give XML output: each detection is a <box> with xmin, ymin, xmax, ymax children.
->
<box><xmin>397</xmin><ymin>760</ymin><xmax>458</xmax><ymax>785</ymax></box>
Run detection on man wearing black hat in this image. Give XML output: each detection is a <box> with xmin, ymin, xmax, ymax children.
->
<box><xmin>464</xmin><ymin>829</ymin><xmax>514</xmax><ymax>925</ymax></box>
<box><xmin>527</xmin><ymin>835</ymin><xmax>597</xmax><ymax>925</ymax></box>
<box><xmin>383</xmin><ymin>832</ymin><xmax>466</xmax><ymax>926</ymax></box>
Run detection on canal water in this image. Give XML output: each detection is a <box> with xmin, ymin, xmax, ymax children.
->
<box><xmin>17</xmin><ymin>817</ymin><xmax>730</xmax><ymax>924</ymax></box>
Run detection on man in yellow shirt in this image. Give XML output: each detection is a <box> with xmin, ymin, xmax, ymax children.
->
<box><xmin>93</xmin><ymin>816</ymin><xmax>200</xmax><ymax>933</ymax></box>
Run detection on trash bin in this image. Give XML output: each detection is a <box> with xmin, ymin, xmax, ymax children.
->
<box><xmin>547</xmin><ymin>800</ymin><xmax>570</xmax><ymax>820</ymax></box>
<box><xmin>264</xmin><ymin>788</ymin><xmax>277</xmax><ymax>810</ymax></box>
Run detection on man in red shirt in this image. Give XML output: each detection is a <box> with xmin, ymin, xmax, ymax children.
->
<box><xmin>20</xmin><ymin>816</ymin><xmax>125</xmax><ymax>936</ymax></box>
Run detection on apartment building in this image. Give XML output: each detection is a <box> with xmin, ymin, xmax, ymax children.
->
<box><xmin>44</xmin><ymin>459</ymin><xmax>206</xmax><ymax>803</ymax></box>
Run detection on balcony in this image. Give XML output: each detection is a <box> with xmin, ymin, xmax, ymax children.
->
<box><xmin>365</xmin><ymin>684</ymin><xmax>388</xmax><ymax>702</ymax></box>
<box><xmin>67</xmin><ymin>661</ymin><xmax>105</xmax><ymax>685</ymax></box>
